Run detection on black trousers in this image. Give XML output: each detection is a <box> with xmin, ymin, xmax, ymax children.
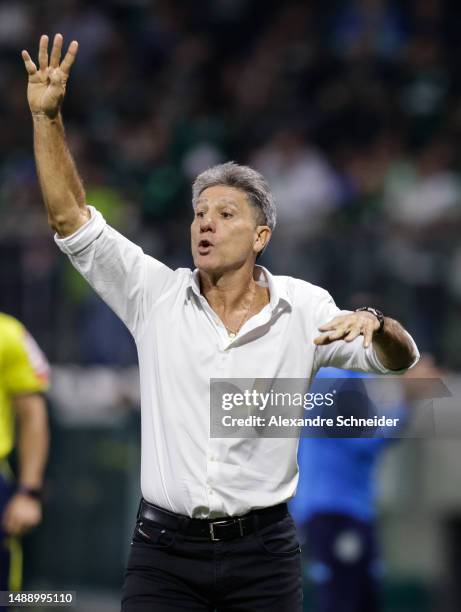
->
<box><xmin>305</xmin><ymin>512</ymin><xmax>381</xmax><ymax>612</ymax></box>
<box><xmin>121</xmin><ymin>510</ymin><xmax>303</xmax><ymax>611</ymax></box>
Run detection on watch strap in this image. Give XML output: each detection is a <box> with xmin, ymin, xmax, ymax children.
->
<box><xmin>16</xmin><ymin>484</ymin><xmax>43</xmax><ymax>501</ymax></box>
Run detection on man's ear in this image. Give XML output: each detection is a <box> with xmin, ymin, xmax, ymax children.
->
<box><xmin>254</xmin><ymin>226</ymin><xmax>271</xmax><ymax>255</ymax></box>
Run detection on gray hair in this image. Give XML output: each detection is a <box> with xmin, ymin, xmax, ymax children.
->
<box><xmin>192</xmin><ymin>162</ymin><xmax>276</xmax><ymax>231</ymax></box>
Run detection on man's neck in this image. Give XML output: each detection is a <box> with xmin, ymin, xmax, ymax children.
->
<box><xmin>199</xmin><ymin>266</ymin><xmax>258</xmax><ymax>313</ymax></box>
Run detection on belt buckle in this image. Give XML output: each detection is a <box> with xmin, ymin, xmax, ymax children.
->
<box><xmin>209</xmin><ymin>518</ymin><xmax>245</xmax><ymax>541</ymax></box>
<box><xmin>209</xmin><ymin>519</ymin><xmax>231</xmax><ymax>541</ymax></box>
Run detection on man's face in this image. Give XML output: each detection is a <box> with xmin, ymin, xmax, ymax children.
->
<box><xmin>191</xmin><ymin>185</ymin><xmax>265</xmax><ymax>274</ymax></box>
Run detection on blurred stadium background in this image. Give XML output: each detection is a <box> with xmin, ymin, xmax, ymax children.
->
<box><xmin>2</xmin><ymin>0</ymin><xmax>461</xmax><ymax>610</ymax></box>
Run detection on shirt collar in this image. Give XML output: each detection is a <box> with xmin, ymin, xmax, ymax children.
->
<box><xmin>187</xmin><ymin>265</ymin><xmax>292</xmax><ymax>312</ymax></box>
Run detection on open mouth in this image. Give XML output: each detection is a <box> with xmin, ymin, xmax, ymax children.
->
<box><xmin>198</xmin><ymin>239</ymin><xmax>213</xmax><ymax>253</ymax></box>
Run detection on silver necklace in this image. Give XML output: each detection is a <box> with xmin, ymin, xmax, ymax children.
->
<box><xmin>225</xmin><ymin>283</ymin><xmax>256</xmax><ymax>339</ymax></box>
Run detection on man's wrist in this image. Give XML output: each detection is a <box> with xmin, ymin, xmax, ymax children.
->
<box><xmin>16</xmin><ymin>484</ymin><xmax>43</xmax><ymax>501</ymax></box>
<box><xmin>32</xmin><ymin>110</ymin><xmax>61</xmax><ymax>123</ymax></box>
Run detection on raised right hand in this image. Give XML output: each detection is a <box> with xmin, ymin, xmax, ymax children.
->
<box><xmin>22</xmin><ymin>33</ymin><xmax>78</xmax><ymax>119</ymax></box>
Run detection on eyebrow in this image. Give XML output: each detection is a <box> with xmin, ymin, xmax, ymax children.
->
<box><xmin>196</xmin><ymin>197</ymin><xmax>240</xmax><ymax>209</ymax></box>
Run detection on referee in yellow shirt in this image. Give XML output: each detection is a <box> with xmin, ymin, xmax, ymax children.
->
<box><xmin>0</xmin><ymin>313</ymin><xmax>49</xmax><ymax>600</ymax></box>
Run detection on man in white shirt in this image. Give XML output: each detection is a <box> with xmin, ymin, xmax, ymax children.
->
<box><xmin>22</xmin><ymin>34</ymin><xmax>419</xmax><ymax>611</ymax></box>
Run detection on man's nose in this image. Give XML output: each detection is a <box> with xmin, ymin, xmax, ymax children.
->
<box><xmin>200</xmin><ymin>214</ymin><xmax>216</xmax><ymax>232</ymax></box>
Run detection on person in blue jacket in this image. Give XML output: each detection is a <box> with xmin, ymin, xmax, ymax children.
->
<box><xmin>290</xmin><ymin>366</ymin><xmax>407</xmax><ymax>612</ymax></box>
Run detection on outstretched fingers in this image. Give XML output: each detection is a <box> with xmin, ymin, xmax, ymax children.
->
<box><xmin>314</xmin><ymin>329</ymin><xmax>346</xmax><ymax>345</ymax></box>
<box><xmin>21</xmin><ymin>50</ymin><xmax>37</xmax><ymax>76</ymax></box>
<box><xmin>23</xmin><ymin>34</ymin><xmax>78</xmax><ymax>78</ymax></box>
<box><xmin>318</xmin><ymin>316</ymin><xmax>344</xmax><ymax>333</ymax></box>
<box><xmin>38</xmin><ymin>34</ymin><xmax>49</xmax><ymax>72</ymax></box>
<box><xmin>60</xmin><ymin>40</ymin><xmax>79</xmax><ymax>75</ymax></box>
<box><xmin>344</xmin><ymin>328</ymin><xmax>361</xmax><ymax>343</ymax></box>
<box><xmin>50</xmin><ymin>33</ymin><xmax>63</xmax><ymax>68</ymax></box>
<box><xmin>363</xmin><ymin>326</ymin><xmax>374</xmax><ymax>349</ymax></box>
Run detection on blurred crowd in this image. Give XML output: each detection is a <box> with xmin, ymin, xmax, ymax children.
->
<box><xmin>1</xmin><ymin>0</ymin><xmax>461</xmax><ymax>366</ymax></box>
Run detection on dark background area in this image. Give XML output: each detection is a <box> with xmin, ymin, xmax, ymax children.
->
<box><xmin>1</xmin><ymin>0</ymin><xmax>461</xmax><ymax>368</ymax></box>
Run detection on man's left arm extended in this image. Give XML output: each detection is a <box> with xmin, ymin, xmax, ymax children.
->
<box><xmin>2</xmin><ymin>393</ymin><xmax>49</xmax><ymax>536</ymax></box>
<box><xmin>314</xmin><ymin>307</ymin><xmax>418</xmax><ymax>372</ymax></box>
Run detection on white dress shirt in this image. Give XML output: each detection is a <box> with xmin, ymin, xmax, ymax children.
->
<box><xmin>55</xmin><ymin>206</ymin><xmax>419</xmax><ymax>518</ymax></box>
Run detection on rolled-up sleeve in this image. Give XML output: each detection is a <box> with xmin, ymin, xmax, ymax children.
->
<box><xmin>313</xmin><ymin>291</ymin><xmax>420</xmax><ymax>375</ymax></box>
<box><xmin>54</xmin><ymin>205</ymin><xmax>176</xmax><ymax>339</ymax></box>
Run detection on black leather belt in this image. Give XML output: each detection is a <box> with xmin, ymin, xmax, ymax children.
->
<box><xmin>137</xmin><ymin>498</ymin><xmax>288</xmax><ymax>542</ymax></box>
